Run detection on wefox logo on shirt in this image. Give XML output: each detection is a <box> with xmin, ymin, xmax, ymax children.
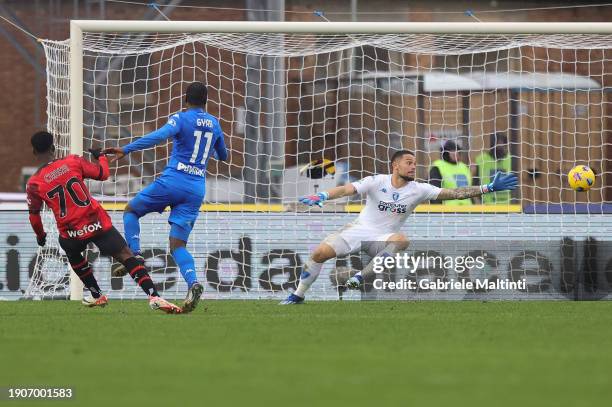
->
<box><xmin>377</xmin><ymin>201</ymin><xmax>407</xmax><ymax>214</ymax></box>
<box><xmin>67</xmin><ymin>221</ymin><xmax>102</xmax><ymax>237</ymax></box>
<box><xmin>177</xmin><ymin>162</ymin><xmax>205</xmax><ymax>177</ymax></box>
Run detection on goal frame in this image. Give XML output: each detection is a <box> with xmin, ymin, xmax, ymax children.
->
<box><xmin>66</xmin><ymin>21</ymin><xmax>612</xmax><ymax>299</ymax></box>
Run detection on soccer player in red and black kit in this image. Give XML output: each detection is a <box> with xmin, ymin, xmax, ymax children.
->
<box><xmin>26</xmin><ymin>131</ymin><xmax>182</xmax><ymax>313</ymax></box>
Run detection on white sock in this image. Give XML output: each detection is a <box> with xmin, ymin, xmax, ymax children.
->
<box><xmin>295</xmin><ymin>260</ymin><xmax>324</xmax><ymax>298</ymax></box>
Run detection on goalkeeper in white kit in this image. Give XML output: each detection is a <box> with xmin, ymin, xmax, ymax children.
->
<box><xmin>281</xmin><ymin>149</ymin><xmax>518</xmax><ymax>304</ymax></box>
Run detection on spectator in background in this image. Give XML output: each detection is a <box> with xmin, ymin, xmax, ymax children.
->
<box><xmin>429</xmin><ymin>140</ymin><xmax>473</xmax><ymax>205</ymax></box>
<box><xmin>473</xmin><ymin>133</ymin><xmax>512</xmax><ymax>204</ymax></box>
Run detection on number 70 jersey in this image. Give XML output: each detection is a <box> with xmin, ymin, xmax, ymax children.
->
<box><xmin>26</xmin><ymin>155</ymin><xmax>112</xmax><ymax>239</ymax></box>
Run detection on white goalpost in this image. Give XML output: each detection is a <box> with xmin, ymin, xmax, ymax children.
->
<box><xmin>26</xmin><ymin>21</ymin><xmax>612</xmax><ymax>301</ymax></box>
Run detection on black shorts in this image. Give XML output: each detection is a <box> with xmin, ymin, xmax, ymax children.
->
<box><xmin>59</xmin><ymin>226</ymin><xmax>127</xmax><ymax>263</ymax></box>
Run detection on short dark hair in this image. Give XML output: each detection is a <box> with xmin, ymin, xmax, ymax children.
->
<box><xmin>185</xmin><ymin>82</ymin><xmax>208</xmax><ymax>106</ymax></box>
<box><xmin>391</xmin><ymin>149</ymin><xmax>415</xmax><ymax>163</ymax></box>
<box><xmin>31</xmin><ymin>131</ymin><xmax>54</xmax><ymax>154</ymax></box>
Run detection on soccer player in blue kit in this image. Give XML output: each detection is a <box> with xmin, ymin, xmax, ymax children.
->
<box><xmin>104</xmin><ymin>82</ymin><xmax>228</xmax><ymax>312</ymax></box>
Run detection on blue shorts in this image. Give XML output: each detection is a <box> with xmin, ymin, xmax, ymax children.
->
<box><xmin>127</xmin><ymin>177</ymin><xmax>204</xmax><ymax>242</ymax></box>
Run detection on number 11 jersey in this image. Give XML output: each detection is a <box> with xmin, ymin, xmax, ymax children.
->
<box><xmin>122</xmin><ymin>107</ymin><xmax>227</xmax><ymax>196</ymax></box>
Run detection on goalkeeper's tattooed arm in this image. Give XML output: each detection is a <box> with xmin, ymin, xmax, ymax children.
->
<box><xmin>437</xmin><ymin>186</ymin><xmax>483</xmax><ymax>201</ymax></box>
<box><xmin>437</xmin><ymin>172</ymin><xmax>519</xmax><ymax>202</ymax></box>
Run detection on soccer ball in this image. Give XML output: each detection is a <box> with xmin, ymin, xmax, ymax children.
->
<box><xmin>568</xmin><ymin>165</ymin><xmax>595</xmax><ymax>192</ymax></box>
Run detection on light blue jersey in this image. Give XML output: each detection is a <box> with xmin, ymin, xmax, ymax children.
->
<box><xmin>124</xmin><ymin>107</ymin><xmax>228</xmax><ymax>195</ymax></box>
<box><xmin>123</xmin><ymin>107</ymin><xmax>228</xmax><ymax>242</ymax></box>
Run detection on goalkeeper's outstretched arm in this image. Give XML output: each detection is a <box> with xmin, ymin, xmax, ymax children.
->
<box><xmin>299</xmin><ymin>184</ymin><xmax>357</xmax><ymax>207</ymax></box>
<box><xmin>437</xmin><ymin>172</ymin><xmax>518</xmax><ymax>201</ymax></box>
<box><xmin>325</xmin><ymin>184</ymin><xmax>357</xmax><ymax>200</ymax></box>
<box><xmin>437</xmin><ymin>186</ymin><xmax>485</xmax><ymax>201</ymax></box>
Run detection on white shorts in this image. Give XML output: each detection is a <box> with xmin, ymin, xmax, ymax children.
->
<box><xmin>323</xmin><ymin>222</ymin><xmax>397</xmax><ymax>257</ymax></box>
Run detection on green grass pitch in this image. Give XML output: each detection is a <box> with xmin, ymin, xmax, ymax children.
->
<box><xmin>1</xmin><ymin>300</ymin><xmax>612</xmax><ymax>407</ymax></box>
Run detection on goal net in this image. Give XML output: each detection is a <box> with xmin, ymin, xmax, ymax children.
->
<box><xmin>26</xmin><ymin>22</ymin><xmax>612</xmax><ymax>301</ymax></box>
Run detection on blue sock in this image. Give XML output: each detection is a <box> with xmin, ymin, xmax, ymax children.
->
<box><xmin>123</xmin><ymin>211</ymin><xmax>141</xmax><ymax>255</ymax></box>
<box><xmin>172</xmin><ymin>247</ymin><xmax>198</xmax><ymax>288</ymax></box>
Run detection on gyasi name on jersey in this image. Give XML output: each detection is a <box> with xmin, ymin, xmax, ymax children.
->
<box><xmin>197</xmin><ymin>118</ymin><xmax>214</xmax><ymax>127</ymax></box>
